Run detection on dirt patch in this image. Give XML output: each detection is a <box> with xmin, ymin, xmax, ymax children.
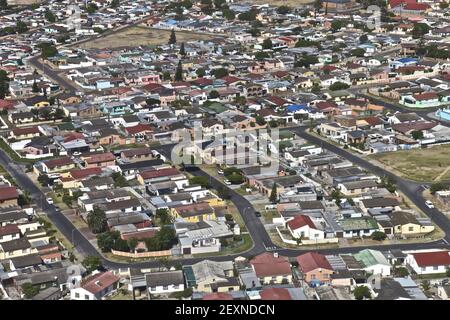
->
<box><xmin>78</xmin><ymin>26</ymin><xmax>218</xmax><ymax>50</ymax></box>
<box><xmin>369</xmin><ymin>144</ymin><xmax>450</xmax><ymax>182</ymax></box>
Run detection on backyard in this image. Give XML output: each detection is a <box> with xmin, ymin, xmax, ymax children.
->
<box><xmin>78</xmin><ymin>25</ymin><xmax>218</xmax><ymax>50</ymax></box>
<box><xmin>369</xmin><ymin>144</ymin><xmax>450</xmax><ymax>182</ymax></box>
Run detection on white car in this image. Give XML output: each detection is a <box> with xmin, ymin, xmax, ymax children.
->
<box><xmin>224</xmin><ymin>179</ymin><xmax>231</xmax><ymax>185</ymax></box>
<box><xmin>425</xmin><ymin>200</ymin><xmax>434</xmax><ymax>209</ymax></box>
<box><xmin>46</xmin><ymin>198</ymin><xmax>54</xmax><ymax>204</ymax></box>
<box><xmin>217</xmin><ymin>169</ymin><xmax>224</xmax><ymax>175</ymax></box>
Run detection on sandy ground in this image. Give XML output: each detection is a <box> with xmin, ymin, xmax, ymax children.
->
<box><xmin>78</xmin><ymin>25</ymin><xmax>217</xmax><ymax>50</ymax></box>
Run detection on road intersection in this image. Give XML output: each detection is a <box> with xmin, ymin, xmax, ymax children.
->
<box><xmin>0</xmin><ymin>125</ymin><xmax>448</xmax><ymax>269</ymax></box>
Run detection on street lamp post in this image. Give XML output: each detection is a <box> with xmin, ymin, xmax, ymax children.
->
<box><xmin>72</xmin><ymin>229</ymin><xmax>76</xmax><ymax>247</ymax></box>
<box><xmin>243</xmin><ymin>206</ymin><xmax>252</xmax><ymax>216</ymax></box>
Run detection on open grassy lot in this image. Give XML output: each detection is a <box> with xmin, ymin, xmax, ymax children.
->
<box><xmin>369</xmin><ymin>144</ymin><xmax>450</xmax><ymax>182</ymax></box>
<box><xmin>78</xmin><ymin>25</ymin><xmax>217</xmax><ymax>50</ymax></box>
<box><xmin>248</xmin><ymin>0</ymin><xmax>314</xmax><ymax>5</ymax></box>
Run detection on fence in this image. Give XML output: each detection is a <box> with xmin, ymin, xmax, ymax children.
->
<box><xmin>275</xmin><ymin>227</ymin><xmax>339</xmax><ymax>246</ymax></box>
<box><xmin>110</xmin><ymin>249</ymin><xmax>172</xmax><ymax>258</ymax></box>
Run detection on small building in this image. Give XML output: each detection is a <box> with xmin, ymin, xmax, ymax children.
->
<box><xmin>70</xmin><ymin>271</ymin><xmax>120</xmax><ymax>300</ymax></box>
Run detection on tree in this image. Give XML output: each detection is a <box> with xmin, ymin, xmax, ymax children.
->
<box><xmin>175</xmin><ymin>60</ymin><xmax>183</xmax><ymax>81</ymax></box>
<box><xmin>314</xmin><ymin>0</ymin><xmax>323</xmax><ymax>18</ymax></box>
<box><xmin>32</xmin><ymin>80</ymin><xmax>39</xmax><ymax>93</ymax></box>
<box><xmin>209</xmin><ymin>90</ymin><xmax>219</xmax><ymax>99</ymax></box>
<box><xmin>395</xmin><ymin>267</ymin><xmax>410</xmax><ymax>277</ymax></box>
<box><xmin>97</xmin><ymin>231</ymin><xmax>120</xmax><ymax>252</ymax></box>
<box><xmin>212</xmin><ymin>68</ymin><xmax>228</xmax><ymax>79</ymax></box>
<box><xmin>18</xmin><ymin>193</ymin><xmax>30</xmax><ymax>206</ymax></box>
<box><xmin>379</xmin><ymin>176</ymin><xmax>396</xmax><ymax>193</ymax></box>
<box><xmin>353</xmin><ymin>286</ymin><xmax>371</xmax><ymax>300</ymax></box>
<box><xmin>112</xmin><ymin>172</ymin><xmax>128</xmax><ymax>187</ymax></box>
<box><xmin>262</xmin><ymin>38</ymin><xmax>273</xmax><ymax>50</ymax></box>
<box><xmin>44</xmin><ymin>10</ymin><xmax>56</xmax><ymax>23</ymax></box>
<box><xmin>111</xmin><ymin>0</ymin><xmax>120</xmax><ymax>8</ymax></box>
<box><xmin>217</xmin><ymin>186</ymin><xmax>231</xmax><ymax>200</ymax></box>
<box><xmin>155</xmin><ymin>208</ymin><xmax>173</xmax><ymax>225</ymax></box>
<box><xmin>371</xmin><ymin>231</ymin><xmax>387</xmax><ymax>241</ymax></box>
<box><xmin>168</xmin><ymin>29</ymin><xmax>177</xmax><ymax>45</ymax></box>
<box><xmin>179</xmin><ymin>42</ymin><xmax>186</xmax><ymax>56</ymax></box>
<box><xmin>0</xmin><ymin>70</ymin><xmax>9</xmax><ymax>99</ymax></box>
<box><xmin>311</xmin><ymin>83</ymin><xmax>321</xmax><ymax>94</ymax></box>
<box><xmin>276</xmin><ymin>5</ymin><xmax>291</xmax><ymax>14</ymax></box>
<box><xmin>411</xmin><ymin>130</ymin><xmax>424</xmax><ymax>140</ymax></box>
<box><xmin>37</xmin><ymin>174</ymin><xmax>50</xmax><ymax>187</ymax></box>
<box><xmin>269</xmin><ymin>183</ymin><xmax>278</xmax><ymax>203</ymax></box>
<box><xmin>21</xmin><ymin>283</ymin><xmax>39</xmax><ymax>299</ymax></box>
<box><xmin>350</xmin><ymin>48</ymin><xmax>366</xmax><ymax>57</ymax></box>
<box><xmin>329</xmin><ymin>82</ymin><xmax>350</xmax><ymax>91</ymax></box>
<box><xmin>87</xmin><ymin>208</ymin><xmax>107</xmax><ymax>234</ymax></box>
<box><xmin>127</xmin><ymin>238</ymin><xmax>138</xmax><ymax>252</ymax></box>
<box><xmin>16</xmin><ymin>21</ymin><xmax>28</xmax><ymax>34</ymax></box>
<box><xmin>189</xmin><ymin>176</ymin><xmax>210</xmax><ymax>188</ymax></box>
<box><xmin>430</xmin><ymin>182</ymin><xmax>446</xmax><ymax>194</ymax></box>
<box><xmin>238</xmin><ymin>9</ymin><xmax>258</xmax><ymax>21</ymax></box>
<box><xmin>86</xmin><ymin>3</ymin><xmax>98</xmax><ymax>14</ymax></box>
<box><xmin>412</xmin><ymin>23</ymin><xmax>430</xmax><ymax>39</ymax></box>
<box><xmin>331</xmin><ymin>20</ymin><xmax>344</xmax><ymax>32</ymax></box>
<box><xmin>331</xmin><ymin>189</ymin><xmax>342</xmax><ymax>206</ymax></box>
<box><xmin>37</xmin><ymin>42</ymin><xmax>58</xmax><ymax>60</ymax></box>
<box><xmin>222</xmin><ymin>8</ymin><xmax>235</xmax><ymax>20</ymax></box>
<box><xmin>255</xmin><ymin>51</ymin><xmax>269</xmax><ymax>61</ymax></box>
<box><xmin>295</xmin><ymin>55</ymin><xmax>319</xmax><ymax>68</ymax></box>
<box><xmin>421</xmin><ymin>280</ymin><xmax>431</xmax><ymax>292</ymax></box>
<box><xmin>359</xmin><ymin>34</ymin><xmax>368</xmax><ymax>43</ymax></box>
<box><xmin>446</xmin><ymin>267</ymin><xmax>450</xmax><ymax>277</ymax></box>
<box><xmin>196</xmin><ymin>68</ymin><xmax>206</xmax><ymax>77</ymax></box>
<box><xmin>82</xmin><ymin>256</ymin><xmax>102</xmax><ymax>274</ymax></box>
<box><xmin>0</xmin><ymin>0</ymin><xmax>7</xmax><ymax>10</ymax></box>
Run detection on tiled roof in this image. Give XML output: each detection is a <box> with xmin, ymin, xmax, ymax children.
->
<box><xmin>297</xmin><ymin>252</ymin><xmax>333</xmax><ymax>273</ymax></box>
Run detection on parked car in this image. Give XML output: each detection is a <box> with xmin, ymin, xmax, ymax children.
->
<box><xmin>425</xmin><ymin>200</ymin><xmax>434</xmax><ymax>209</ymax></box>
<box><xmin>217</xmin><ymin>169</ymin><xmax>224</xmax><ymax>175</ymax></box>
<box><xmin>224</xmin><ymin>179</ymin><xmax>231</xmax><ymax>185</ymax></box>
<box><xmin>255</xmin><ymin>211</ymin><xmax>261</xmax><ymax>217</ymax></box>
<box><xmin>46</xmin><ymin>198</ymin><xmax>54</xmax><ymax>204</ymax></box>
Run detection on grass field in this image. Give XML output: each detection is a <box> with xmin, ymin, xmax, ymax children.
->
<box><xmin>78</xmin><ymin>25</ymin><xmax>217</xmax><ymax>50</ymax></box>
<box><xmin>370</xmin><ymin>144</ymin><xmax>450</xmax><ymax>182</ymax></box>
<box><xmin>249</xmin><ymin>0</ymin><xmax>314</xmax><ymax>5</ymax></box>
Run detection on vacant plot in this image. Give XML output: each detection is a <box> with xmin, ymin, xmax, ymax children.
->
<box><xmin>370</xmin><ymin>144</ymin><xmax>450</xmax><ymax>182</ymax></box>
<box><xmin>249</xmin><ymin>0</ymin><xmax>314</xmax><ymax>6</ymax></box>
<box><xmin>78</xmin><ymin>26</ymin><xmax>217</xmax><ymax>50</ymax></box>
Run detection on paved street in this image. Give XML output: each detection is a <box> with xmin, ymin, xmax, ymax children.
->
<box><xmin>0</xmin><ymin>128</ymin><xmax>449</xmax><ymax>269</ymax></box>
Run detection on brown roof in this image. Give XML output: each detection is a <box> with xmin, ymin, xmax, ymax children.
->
<box><xmin>260</xmin><ymin>287</ymin><xmax>292</xmax><ymax>300</ymax></box>
<box><xmin>0</xmin><ymin>186</ymin><xmax>19</xmax><ymax>201</ymax></box>
<box><xmin>84</xmin><ymin>152</ymin><xmax>115</xmax><ymax>164</ymax></box>
<box><xmin>0</xmin><ymin>224</ymin><xmax>20</xmax><ymax>236</ymax></box>
<box><xmin>81</xmin><ymin>271</ymin><xmax>119</xmax><ymax>294</ymax></box>
<box><xmin>173</xmin><ymin>202</ymin><xmax>214</xmax><ymax>218</ymax></box>
<box><xmin>70</xmin><ymin>167</ymin><xmax>102</xmax><ymax>180</ymax></box>
<box><xmin>139</xmin><ymin>167</ymin><xmax>180</xmax><ymax>180</ymax></box>
<box><xmin>297</xmin><ymin>252</ymin><xmax>333</xmax><ymax>274</ymax></box>
<box><xmin>250</xmin><ymin>252</ymin><xmax>292</xmax><ymax>278</ymax></box>
<box><xmin>43</xmin><ymin>157</ymin><xmax>75</xmax><ymax>169</ymax></box>
<box><xmin>12</xmin><ymin>127</ymin><xmax>40</xmax><ymax>136</ymax></box>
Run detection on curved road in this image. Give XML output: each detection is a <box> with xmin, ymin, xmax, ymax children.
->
<box><xmin>0</xmin><ymin>126</ymin><xmax>449</xmax><ymax>269</ymax></box>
